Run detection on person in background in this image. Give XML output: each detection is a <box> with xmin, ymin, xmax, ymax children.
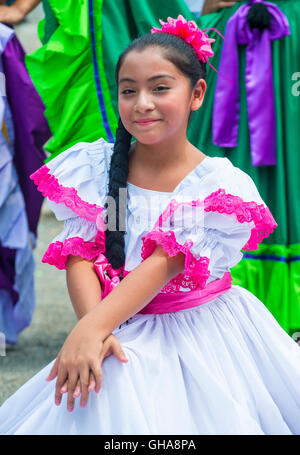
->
<box><xmin>0</xmin><ymin>0</ymin><xmax>41</xmax><ymax>24</ymax></box>
<box><xmin>184</xmin><ymin>0</ymin><xmax>243</xmax><ymax>17</ymax></box>
<box><xmin>0</xmin><ymin>0</ymin><xmax>244</xmax><ymax>24</ymax></box>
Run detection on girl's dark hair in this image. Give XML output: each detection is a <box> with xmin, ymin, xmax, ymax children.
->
<box><xmin>104</xmin><ymin>32</ymin><xmax>207</xmax><ymax>275</ymax></box>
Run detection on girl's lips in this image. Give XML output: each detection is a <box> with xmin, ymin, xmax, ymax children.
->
<box><xmin>134</xmin><ymin>119</ymin><xmax>160</xmax><ymax>126</ymax></box>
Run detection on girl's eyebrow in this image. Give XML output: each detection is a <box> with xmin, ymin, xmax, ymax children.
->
<box><xmin>119</xmin><ymin>74</ymin><xmax>176</xmax><ymax>84</ymax></box>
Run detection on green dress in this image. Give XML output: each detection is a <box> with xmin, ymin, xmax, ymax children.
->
<box><xmin>26</xmin><ymin>0</ymin><xmax>300</xmax><ymax>336</ymax></box>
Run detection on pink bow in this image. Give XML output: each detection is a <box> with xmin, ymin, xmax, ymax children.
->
<box><xmin>93</xmin><ymin>253</ymin><xmax>123</xmax><ymax>299</ymax></box>
<box><xmin>151</xmin><ymin>15</ymin><xmax>227</xmax><ymax>80</ymax></box>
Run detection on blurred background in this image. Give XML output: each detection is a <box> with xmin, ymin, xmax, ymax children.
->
<box><xmin>0</xmin><ymin>2</ymin><xmax>76</xmax><ymax>404</ymax></box>
<box><xmin>14</xmin><ymin>2</ymin><xmax>42</xmax><ymax>52</ymax></box>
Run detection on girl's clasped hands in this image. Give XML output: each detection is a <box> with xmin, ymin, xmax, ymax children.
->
<box><xmin>45</xmin><ymin>333</ymin><xmax>128</xmax><ymax>412</ymax></box>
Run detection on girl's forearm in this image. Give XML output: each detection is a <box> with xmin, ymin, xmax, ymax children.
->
<box><xmin>84</xmin><ymin>246</ymin><xmax>185</xmax><ymax>340</ymax></box>
<box><xmin>66</xmin><ymin>256</ymin><xmax>102</xmax><ymax>320</ymax></box>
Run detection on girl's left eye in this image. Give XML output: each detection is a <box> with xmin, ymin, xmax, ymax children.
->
<box><xmin>153</xmin><ymin>86</ymin><xmax>169</xmax><ymax>92</ymax></box>
<box><xmin>121</xmin><ymin>89</ymin><xmax>135</xmax><ymax>95</ymax></box>
<box><xmin>120</xmin><ymin>86</ymin><xmax>169</xmax><ymax>95</ymax></box>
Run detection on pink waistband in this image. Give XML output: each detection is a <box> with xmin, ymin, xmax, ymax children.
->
<box><xmin>137</xmin><ymin>272</ymin><xmax>233</xmax><ymax>314</ymax></box>
<box><xmin>93</xmin><ymin>253</ymin><xmax>232</xmax><ymax>313</ymax></box>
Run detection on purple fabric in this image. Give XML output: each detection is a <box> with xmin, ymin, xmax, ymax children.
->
<box><xmin>2</xmin><ymin>34</ymin><xmax>51</xmax><ymax>235</ymax></box>
<box><xmin>212</xmin><ymin>0</ymin><xmax>290</xmax><ymax>166</ymax></box>
<box><xmin>0</xmin><ymin>244</ymin><xmax>18</xmax><ymax>305</ymax></box>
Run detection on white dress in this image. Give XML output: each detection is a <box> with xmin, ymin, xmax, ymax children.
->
<box><xmin>0</xmin><ymin>138</ymin><xmax>299</xmax><ymax>435</ymax></box>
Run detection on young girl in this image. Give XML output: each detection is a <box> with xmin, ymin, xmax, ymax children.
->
<box><xmin>0</xmin><ymin>15</ymin><xmax>300</xmax><ymax>435</ymax></box>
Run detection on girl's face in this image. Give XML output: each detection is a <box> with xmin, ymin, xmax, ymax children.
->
<box><xmin>118</xmin><ymin>47</ymin><xmax>205</xmax><ymax>146</ymax></box>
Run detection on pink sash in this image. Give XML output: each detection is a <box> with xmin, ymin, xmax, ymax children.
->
<box><xmin>93</xmin><ymin>252</ymin><xmax>232</xmax><ymax>313</ymax></box>
<box><xmin>137</xmin><ymin>272</ymin><xmax>233</xmax><ymax>314</ymax></box>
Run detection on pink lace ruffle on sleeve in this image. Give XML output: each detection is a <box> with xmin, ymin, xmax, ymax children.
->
<box><xmin>42</xmin><ymin>231</ymin><xmax>105</xmax><ymax>270</ymax></box>
<box><xmin>30</xmin><ymin>165</ymin><xmax>103</xmax><ymax>222</ymax></box>
<box><xmin>141</xmin><ymin>230</ymin><xmax>210</xmax><ymax>291</ymax></box>
<box><xmin>203</xmin><ymin>189</ymin><xmax>277</xmax><ymax>251</ymax></box>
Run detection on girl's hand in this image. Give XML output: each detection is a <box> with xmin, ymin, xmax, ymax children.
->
<box><xmin>58</xmin><ymin>334</ymin><xmax>128</xmax><ymax>408</ymax></box>
<box><xmin>45</xmin><ymin>315</ymin><xmax>106</xmax><ymax>412</ymax></box>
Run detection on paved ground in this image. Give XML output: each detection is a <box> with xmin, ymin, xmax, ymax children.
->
<box><xmin>14</xmin><ymin>3</ymin><xmax>44</xmax><ymax>53</ymax></box>
<box><xmin>0</xmin><ymin>8</ymin><xmax>77</xmax><ymax>405</ymax></box>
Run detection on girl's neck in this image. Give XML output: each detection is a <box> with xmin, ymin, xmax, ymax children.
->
<box><xmin>131</xmin><ymin>136</ymin><xmax>200</xmax><ymax>173</ymax></box>
<box><xmin>127</xmin><ymin>136</ymin><xmax>207</xmax><ymax>192</ymax></box>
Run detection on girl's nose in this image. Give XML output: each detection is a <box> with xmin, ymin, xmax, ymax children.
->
<box><xmin>134</xmin><ymin>92</ymin><xmax>155</xmax><ymax>113</ymax></box>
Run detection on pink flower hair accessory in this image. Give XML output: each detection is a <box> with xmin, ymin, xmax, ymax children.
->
<box><xmin>151</xmin><ymin>15</ymin><xmax>231</xmax><ymax>83</ymax></box>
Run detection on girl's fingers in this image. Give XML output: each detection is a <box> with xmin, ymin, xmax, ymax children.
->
<box><xmin>62</xmin><ymin>378</ymin><xmax>82</xmax><ymax>396</ymax></box>
<box><xmin>58</xmin><ymin>337</ymin><xmax>126</xmax><ymax>408</ymax></box>
<box><xmin>100</xmin><ymin>335</ymin><xmax>128</xmax><ymax>364</ymax></box>
<box><xmin>64</xmin><ymin>374</ymin><xmax>94</xmax><ymax>399</ymax></box>
<box><xmin>90</xmin><ymin>360</ymin><xmax>103</xmax><ymax>394</ymax></box>
<box><xmin>88</xmin><ymin>372</ymin><xmax>96</xmax><ymax>393</ymax></box>
<box><xmin>108</xmin><ymin>336</ymin><xmax>128</xmax><ymax>362</ymax></box>
<box><xmin>46</xmin><ymin>356</ymin><xmax>60</xmax><ymax>381</ymax></box>
<box><xmin>78</xmin><ymin>366</ymin><xmax>91</xmax><ymax>408</ymax></box>
<box><xmin>46</xmin><ymin>348</ymin><xmax>63</xmax><ymax>381</ymax></box>
<box><xmin>67</xmin><ymin>370</ymin><xmax>80</xmax><ymax>412</ymax></box>
<box><xmin>112</xmin><ymin>342</ymin><xmax>128</xmax><ymax>362</ymax></box>
<box><xmin>73</xmin><ymin>379</ymin><xmax>81</xmax><ymax>398</ymax></box>
<box><xmin>99</xmin><ymin>338</ymin><xmax>111</xmax><ymax>364</ymax></box>
<box><xmin>73</xmin><ymin>374</ymin><xmax>94</xmax><ymax>398</ymax></box>
<box><xmin>55</xmin><ymin>366</ymin><xmax>68</xmax><ymax>406</ymax></box>
<box><xmin>56</xmin><ymin>344</ymin><xmax>126</xmax><ymax>408</ymax></box>
<box><xmin>60</xmin><ymin>379</ymin><xmax>68</xmax><ymax>394</ymax></box>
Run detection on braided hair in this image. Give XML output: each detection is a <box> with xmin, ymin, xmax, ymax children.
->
<box><xmin>104</xmin><ymin>32</ymin><xmax>207</xmax><ymax>278</ymax></box>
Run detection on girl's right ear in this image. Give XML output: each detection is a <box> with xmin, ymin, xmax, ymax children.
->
<box><xmin>190</xmin><ymin>78</ymin><xmax>207</xmax><ymax>111</ymax></box>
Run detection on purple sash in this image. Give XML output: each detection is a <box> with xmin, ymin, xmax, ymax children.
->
<box><xmin>212</xmin><ymin>0</ymin><xmax>290</xmax><ymax>166</ymax></box>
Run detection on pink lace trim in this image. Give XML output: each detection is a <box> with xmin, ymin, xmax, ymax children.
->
<box><xmin>30</xmin><ymin>165</ymin><xmax>104</xmax><ymax>222</ymax></box>
<box><xmin>141</xmin><ymin>230</ymin><xmax>210</xmax><ymax>292</ymax></box>
<box><xmin>42</xmin><ymin>232</ymin><xmax>105</xmax><ymax>270</ymax></box>
<box><xmin>204</xmin><ymin>189</ymin><xmax>277</xmax><ymax>250</ymax></box>
<box><xmin>141</xmin><ymin>189</ymin><xmax>277</xmax><ymax>292</ymax></box>
<box><xmin>155</xmin><ymin>188</ymin><xmax>277</xmax><ymax>251</ymax></box>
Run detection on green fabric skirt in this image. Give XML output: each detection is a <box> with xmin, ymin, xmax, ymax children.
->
<box><xmin>26</xmin><ymin>0</ymin><xmax>300</xmax><ymax>335</ymax></box>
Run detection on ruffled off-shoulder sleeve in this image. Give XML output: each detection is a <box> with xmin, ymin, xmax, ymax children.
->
<box><xmin>141</xmin><ymin>159</ymin><xmax>278</xmax><ymax>290</ymax></box>
<box><xmin>30</xmin><ymin>138</ymin><xmax>113</xmax><ymax>269</ymax></box>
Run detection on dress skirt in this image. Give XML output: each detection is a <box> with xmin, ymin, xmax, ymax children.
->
<box><xmin>0</xmin><ymin>285</ymin><xmax>300</xmax><ymax>435</ymax></box>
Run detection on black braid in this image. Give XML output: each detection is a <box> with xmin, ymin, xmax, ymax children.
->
<box><xmin>104</xmin><ymin>117</ymin><xmax>132</xmax><ymax>275</ymax></box>
<box><xmin>247</xmin><ymin>3</ymin><xmax>272</xmax><ymax>32</ymax></box>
